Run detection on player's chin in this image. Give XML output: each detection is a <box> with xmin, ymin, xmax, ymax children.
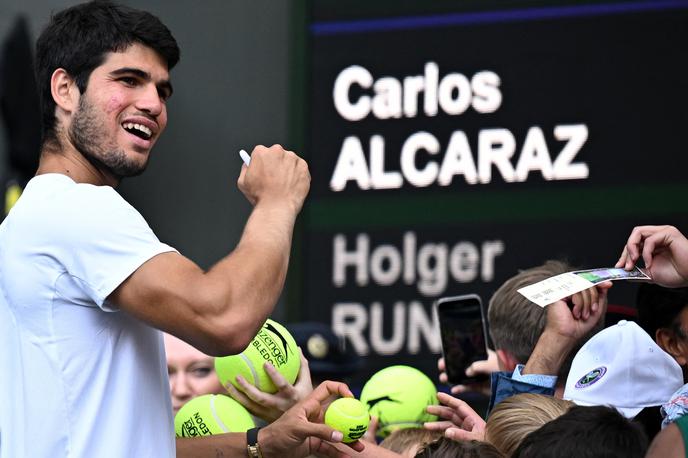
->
<box><xmin>130</xmin><ymin>147</ymin><xmax>153</xmax><ymax>166</ymax></box>
<box><xmin>110</xmin><ymin>158</ymin><xmax>148</xmax><ymax>178</ymax></box>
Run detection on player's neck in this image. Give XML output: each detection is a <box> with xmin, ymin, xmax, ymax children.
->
<box><xmin>36</xmin><ymin>139</ymin><xmax>119</xmax><ymax>188</ymax></box>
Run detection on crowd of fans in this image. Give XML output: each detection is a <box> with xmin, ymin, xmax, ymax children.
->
<box><xmin>164</xmin><ymin>224</ymin><xmax>688</xmax><ymax>457</ymax></box>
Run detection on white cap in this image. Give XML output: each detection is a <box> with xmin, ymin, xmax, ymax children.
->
<box><xmin>563</xmin><ymin>320</ymin><xmax>683</xmax><ymax>418</ymax></box>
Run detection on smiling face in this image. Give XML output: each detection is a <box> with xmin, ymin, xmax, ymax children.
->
<box><xmin>67</xmin><ymin>42</ymin><xmax>172</xmax><ymax>180</ymax></box>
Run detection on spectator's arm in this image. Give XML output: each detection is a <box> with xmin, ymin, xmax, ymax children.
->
<box><xmin>521</xmin><ymin>329</ymin><xmax>578</xmax><ymax>377</ymax></box>
<box><xmin>522</xmin><ymin>283</ymin><xmax>611</xmax><ymax>377</ymax></box>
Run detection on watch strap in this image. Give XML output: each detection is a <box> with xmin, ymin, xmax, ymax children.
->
<box><xmin>246</xmin><ymin>427</ymin><xmax>263</xmax><ymax>458</ymax></box>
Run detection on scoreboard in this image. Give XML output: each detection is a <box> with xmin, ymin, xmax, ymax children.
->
<box><xmin>290</xmin><ymin>0</ymin><xmax>688</xmax><ymax>384</ymax></box>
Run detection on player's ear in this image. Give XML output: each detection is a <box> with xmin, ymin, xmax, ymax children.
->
<box><xmin>51</xmin><ymin>68</ymin><xmax>80</xmax><ymax>114</ymax></box>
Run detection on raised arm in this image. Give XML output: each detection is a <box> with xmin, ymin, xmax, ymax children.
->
<box><xmin>109</xmin><ymin>145</ymin><xmax>310</xmax><ymax>355</ymax></box>
<box><xmin>522</xmin><ymin>283</ymin><xmax>611</xmax><ymax>377</ymax></box>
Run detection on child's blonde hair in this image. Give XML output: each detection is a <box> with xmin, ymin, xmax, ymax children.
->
<box><xmin>486</xmin><ymin>394</ymin><xmax>573</xmax><ymax>456</ymax></box>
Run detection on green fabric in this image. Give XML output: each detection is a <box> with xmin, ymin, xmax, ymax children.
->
<box><xmin>676</xmin><ymin>415</ymin><xmax>688</xmax><ymax>458</ymax></box>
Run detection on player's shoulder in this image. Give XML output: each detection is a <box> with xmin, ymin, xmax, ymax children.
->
<box><xmin>22</xmin><ymin>174</ymin><xmax>144</xmax><ymax>232</ymax></box>
<box><xmin>21</xmin><ymin>173</ymin><xmax>126</xmax><ymax>208</ymax></box>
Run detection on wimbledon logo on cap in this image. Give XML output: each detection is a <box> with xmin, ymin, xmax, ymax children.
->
<box><xmin>575</xmin><ymin>366</ymin><xmax>607</xmax><ymax>389</ymax></box>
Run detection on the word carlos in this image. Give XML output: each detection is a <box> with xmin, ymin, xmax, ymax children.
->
<box><xmin>333</xmin><ymin>62</ymin><xmax>501</xmax><ymax>121</ymax></box>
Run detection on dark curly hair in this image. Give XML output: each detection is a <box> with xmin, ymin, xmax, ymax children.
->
<box><xmin>35</xmin><ymin>0</ymin><xmax>180</xmax><ymax>143</ymax></box>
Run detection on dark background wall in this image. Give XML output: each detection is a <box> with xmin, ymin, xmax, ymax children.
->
<box><xmin>0</xmin><ymin>0</ymin><xmax>294</xmax><ymax>317</ymax></box>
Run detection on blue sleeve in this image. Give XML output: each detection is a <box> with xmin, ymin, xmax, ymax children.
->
<box><xmin>487</xmin><ymin>370</ymin><xmax>556</xmax><ymax>415</ymax></box>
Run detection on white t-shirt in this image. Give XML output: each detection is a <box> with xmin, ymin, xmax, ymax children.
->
<box><xmin>0</xmin><ymin>174</ymin><xmax>177</xmax><ymax>457</ymax></box>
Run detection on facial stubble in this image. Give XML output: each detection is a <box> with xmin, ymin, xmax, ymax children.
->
<box><xmin>69</xmin><ymin>95</ymin><xmax>149</xmax><ymax>179</ymax></box>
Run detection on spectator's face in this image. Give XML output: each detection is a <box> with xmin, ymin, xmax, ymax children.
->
<box><xmin>164</xmin><ymin>334</ymin><xmax>224</xmax><ymax>413</ymax></box>
<box><xmin>656</xmin><ymin>307</ymin><xmax>688</xmax><ymax>373</ymax></box>
<box><xmin>672</xmin><ymin>308</ymin><xmax>688</xmax><ymax>365</ymax></box>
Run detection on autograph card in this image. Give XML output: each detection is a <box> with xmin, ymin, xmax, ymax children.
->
<box><xmin>518</xmin><ymin>266</ymin><xmax>650</xmax><ymax>307</ymax></box>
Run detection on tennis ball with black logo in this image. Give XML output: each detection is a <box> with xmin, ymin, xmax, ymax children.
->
<box><xmin>324</xmin><ymin>398</ymin><xmax>369</xmax><ymax>443</ymax></box>
<box><xmin>174</xmin><ymin>394</ymin><xmax>255</xmax><ymax>437</ymax></box>
<box><xmin>215</xmin><ymin>318</ymin><xmax>300</xmax><ymax>393</ymax></box>
<box><xmin>359</xmin><ymin>365</ymin><xmax>438</xmax><ymax>438</ymax></box>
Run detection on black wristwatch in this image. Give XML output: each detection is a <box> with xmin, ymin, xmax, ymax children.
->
<box><xmin>246</xmin><ymin>427</ymin><xmax>263</xmax><ymax>458</ymax></box>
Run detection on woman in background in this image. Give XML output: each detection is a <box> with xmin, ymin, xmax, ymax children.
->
<box><xmin>164</xmin><ymin>333</ymin><xmax>225</xmax><ymax>414</ymax></box>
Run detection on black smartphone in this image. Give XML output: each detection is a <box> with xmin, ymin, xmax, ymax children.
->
<box><xmin>436</xmin><ymin>294</ymin><xmax>489</xmax><ymax>385</ymax></box>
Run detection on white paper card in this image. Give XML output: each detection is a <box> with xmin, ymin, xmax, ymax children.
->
<box><xmin>518</xmin><ymin>267</ymin><xmax>650</xmax><ymax>307</ymax></box>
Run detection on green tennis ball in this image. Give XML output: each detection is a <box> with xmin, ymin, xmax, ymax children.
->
<box><xmin>215</xmin><ymin>319</ymin><xmax>300</xmax><ymax>394</ymax></box>
<box><xmin>174</xmin><ymin>394</ymin><xmax>255</xmax><ymax>437</ymax></box>
<box><xmin>324</xmin><ymin>398</ymin><xmax>370</xmax><ymax>443</ymax></box>
<box><xmin>359</xmin><ymin>365</ymin><xmax>438</xmax><ymax>438</ymax></box>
